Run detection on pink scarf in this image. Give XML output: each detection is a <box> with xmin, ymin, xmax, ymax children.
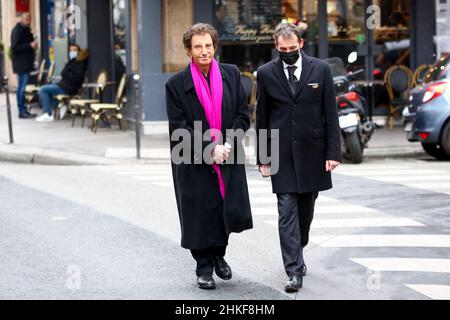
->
<box><xmin>190</xmin><ymin>59</ymin><xmax>225</xmax><ymax>199</ymax></box>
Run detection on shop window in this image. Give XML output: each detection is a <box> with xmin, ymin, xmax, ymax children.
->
<box><xmin>326</xmin><ymin>0</ymin><xmax>366</xmax><ymax>71</ymax></box>
<box><xmin>214</xmin><ymin>0</ymin><xmax>299</xmax><ymax>72</ymax></box>
<box><xmin>373</xmin><ymin>0</ymin><xmax>411</xmax><ymax>76</ymax></box>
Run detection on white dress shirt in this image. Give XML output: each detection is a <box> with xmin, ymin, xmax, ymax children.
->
<box><xmin>282</xmin><ymin>54</ymin><xmax>302</xmax><ymax>82</ymax></box>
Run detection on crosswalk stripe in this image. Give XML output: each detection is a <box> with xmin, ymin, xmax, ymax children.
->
<box><xmin>250</xmin><ymin>196</ymin><xmax>339</xmax><ymax>205</ymax></box>
<box><xmin>134</xmin><ymin>176</ymin><xmax>172</xmax><ymax>181</ymax></box>
<box><xmin>253</xmin><ymin>204</ymin><xmax>378</xmax><ymax>216</ymax></box>
<box><xmin>403</xmin><ymin>285</ymin><xmax>450</xmax><ymax>300</ymax></box>
<box><xmin>351</xmin><ymin>258</ymin><xmax>450</xmax><ymax>273</ymax></box>
<box><xmin>311</xmin><ymin>235</ymin><xmax>450</xmax><ymax>248</ymax></box>
<box><xmin>153</xmin><ymin>182</ymin><xmax>174</xmax><ymax>187</ymax></box>
<box><xmin>337</xmin><ymin>170</ymin><xmax>444</xmax><ymax>176</ymax></box>
<box><xmin>265</xmin><ymin>218</ymin><xmax>424</xmax><ymax>229</ymax></box>
<box><xmin>363</xmin><ymin>175</ymin><xmax>450</xmax><ymax>183</ymax></box>
<box><xmin>116</xmin><ymin>171</ymin><xmax>172</xmax><ymax>175</ymax></box>
<box><xmin>400</xmin><ymin>182</ymin><xmax>450</xmax><ymax>189</ymax></box>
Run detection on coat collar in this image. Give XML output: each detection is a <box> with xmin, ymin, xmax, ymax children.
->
<box><xmin>272</xmin><ymin>51</ymin><xmax>315</xmax><ymax>99</ymax></box>
<box><xmin>183</xmin><ymin>62</ymin><xmax>228</xmax><ymax>93</ymax></box>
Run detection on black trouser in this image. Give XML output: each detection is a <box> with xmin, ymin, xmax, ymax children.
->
<box><xmin>191</xmin><ymin>246</ymin><xmax>227</xmax><ymax>277</ymax></box>
<box><xmin>276</xmin><ymin>192</ymin><xmax>318</xmax><ymax>277</ymax></box>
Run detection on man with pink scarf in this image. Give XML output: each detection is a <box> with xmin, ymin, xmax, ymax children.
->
<box><xmin>165</xmin><ymin>24</ymin><xmax>253</xmax><ymax>290</ymax></box>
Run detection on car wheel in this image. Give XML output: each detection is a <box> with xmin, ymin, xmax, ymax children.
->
<box><xmin>440</xmin><ymin>120</ymin><xmax>450</xmax><ymax>159</ymax></box>
<box><xmin>421</xmin><ymin>143</ymin><xmax>450</xmax><ymax>160</ymax></box>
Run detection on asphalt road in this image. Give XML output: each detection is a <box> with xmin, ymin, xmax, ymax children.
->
<box><xmin>0</xmin><ymin>157</ymin><xmax>449</xmax><ymax>300</ymax></box>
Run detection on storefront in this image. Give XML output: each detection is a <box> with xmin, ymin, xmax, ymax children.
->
<box><xmin>135</xmin><ymin>0</ymin><xmax>438</xmax><ymax>132</ymax></box>
<box><xmin>0</xmin><ymin>0</ymin><xmax>442</xmax><ymax>133</ymax></box>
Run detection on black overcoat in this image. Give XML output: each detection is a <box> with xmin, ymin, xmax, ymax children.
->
<box><xmin>256</xmin><ymin>52</ymin><xmax>342</xmax><ymax>194</ymax></box>
<box><xmin>165</xmin><ymin>63</ymin><xmax>253</xmax><ymax>250</ymax></box>
<box><xmin>11</xmin><ymin>23</ymin><xmax>35</xmax><ymax>74</ymax></box>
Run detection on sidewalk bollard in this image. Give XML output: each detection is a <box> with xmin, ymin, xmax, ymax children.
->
<box><xmin>133</xmin><ymin>74</ymin><xmax>141</xmax><ymax>159</ymax></box>
<box><xmin>3</xmin><ymin>76</ymin><xmax>14</xmax><ymax>144</ymax></box>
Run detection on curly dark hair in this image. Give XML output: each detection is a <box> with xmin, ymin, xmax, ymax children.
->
<box><xmin>183</xmin><ymin>23</ymin><xmax>219</xmax><ymax>50</ymax></box>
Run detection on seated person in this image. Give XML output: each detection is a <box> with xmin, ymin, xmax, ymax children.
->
<box><xmin>36</xmin><ymin>44</ymin><xmax>89</xmax><ymax>122</ymax></box>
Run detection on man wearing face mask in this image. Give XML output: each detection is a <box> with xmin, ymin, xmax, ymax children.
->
<box><xmin>256</xmin><ymin>23</ymin><xmax>341</xmax><ymax>293</ymax></box>
<box><xmin>36</xmin><ymin>44</ymin><xmax>89</xmax><ymax>122</ymax></box>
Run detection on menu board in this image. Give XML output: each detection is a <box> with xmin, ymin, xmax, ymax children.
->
<box><xmin>214</xmin><ymin>0</ymin><xmax>283</xmax><ymax>43</ymax></box>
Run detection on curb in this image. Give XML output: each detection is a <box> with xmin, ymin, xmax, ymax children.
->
<box><xmin>0</xmin><ymin>145</ymin><xmax>427</xmax><ymax>166</ymax></box>
<box><xmin>0</xmin><ymin>145</ymin><xmax>168</xmax><ymax>166</ymax></box>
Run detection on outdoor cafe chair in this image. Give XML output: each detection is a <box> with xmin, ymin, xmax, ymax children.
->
<box><xmin>413</xmin><ymin>64</ymin><xmax>431</xmax><ymax>87</ymax></box>
<box><xmin>25</xmin><ymin>60</ymin><xmax>53</xmax><ymax>110</ymax></box>
<box><xmin>66</xmin><ymin>70</ymin><xmax>109</xmax><ymax>128</ymax></box>
<box><xmin>89</xmin><ymin>74</ymin><xmax>127</xmax><ymax>134</ymax></box>
<box><xmin>384</xmin><ymin>65</ymin><xmax>414</xmax><ymax>130</ymax></box>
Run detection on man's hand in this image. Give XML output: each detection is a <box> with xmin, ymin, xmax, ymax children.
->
<box><xmin>259</xmin><ymin>164</ymin><xmax>271</xmax><ymax>178</ymax></box>
<box><xmin>212</xmin><ymin>145</ymin><xmax>230</xmax><ymax>164</ymax></box>
<box><xmin>31</xmin><ymin>41</ymin><xmax>38</xmax><ymax>49</ymax></box>
<box><xmin>326</xmin><ymin>160</ymin><xmax>341</xmax><ymax>172</ymax></box>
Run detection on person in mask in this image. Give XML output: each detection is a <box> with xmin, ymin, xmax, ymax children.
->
<box><xmin>256</xmin><ymin>23</ymin><xmax>341</xmax><ymax>293</ymax></box>
<box><xmin>36</xmin><ymin>44</ymin><xmax>89</xmax><ymax>122</ymax></box>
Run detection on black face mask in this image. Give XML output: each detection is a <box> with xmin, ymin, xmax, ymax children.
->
<box><xmin>279</xmin><ymin>50</ymin><xmax>300</xmax><ymax>65</ymax></box>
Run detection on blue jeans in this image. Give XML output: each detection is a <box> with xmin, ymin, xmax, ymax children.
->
<box><xmin>17</xmin><ymin>73</ymin><xmax>29</xmax><ymax>115</ymax></box>
<box><xmin>38</xmin><ymin>84</ymin><xmax>65</xmax><ymax>115</ymax></box>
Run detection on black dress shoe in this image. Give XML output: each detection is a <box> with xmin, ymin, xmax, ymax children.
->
<box><xmin>285</xmin><ymin>275</ymin><xmax>303</xmax><ymax>293</ymax></box>
<box><xmin>214</xmin><ymin>257</ymin><xmax>232</xmax><ymax>280</ymax></box>
<box><xmin>25</xmin><ymin>111</ymin><xmax>37</xmax><ymax>118</ymax></box>
<box><xmin>197</xmin><ymin>274</ymin><xmax>216</xmax><ymax>290</ymax></box>
<box><xmin>301</xmin><ymin>264</ymin><xmax>307</xmax><ymax>277</ymax></box>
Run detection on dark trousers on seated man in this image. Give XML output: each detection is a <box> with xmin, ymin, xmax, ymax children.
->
<box><xmin>277</xmin><ymin>192</ymin><xmax>318</xmax><ymax>276</ymax></box>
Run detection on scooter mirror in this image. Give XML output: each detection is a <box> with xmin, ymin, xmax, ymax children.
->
<box><xmin>348</xmin><ymin>51</ymin><xmax>358</xmax><ymax>64</ymax></box>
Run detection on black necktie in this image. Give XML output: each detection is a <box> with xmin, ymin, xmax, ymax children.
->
<box><xmin>287</xmin><ymin>66</ymin><xmax>298</xmax><ymax>94</ymax></box>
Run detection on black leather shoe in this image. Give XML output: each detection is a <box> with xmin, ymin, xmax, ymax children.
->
<box><xmin>214</xmin><ymin>257</ymin><xmax>232</xmax><ymax>280</ymax></box>
<box><xmin>301</xmin><ymin>264</ymin><xmax>307</xmax><ymax>277</ymax></box>
<box><xmin>285</xmin><ymin>275</ymin><xmax>303</xmax><ymax>293</ymax></box>
<box><xmin>197</xmin><ymin>274</ymin><xmax>216</xmax><ymax>290</ymax></box>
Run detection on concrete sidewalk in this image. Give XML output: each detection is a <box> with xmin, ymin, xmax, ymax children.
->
<box><xmin>0</xmin><ymin>93</ymin><xmax>425</xmax><ymax>165</ymax></box>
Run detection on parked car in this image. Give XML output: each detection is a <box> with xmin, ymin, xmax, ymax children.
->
<box><xmin>403</xmin><ymin>55</ymin><xmax>450</xmax><ymax>160</ymax></box>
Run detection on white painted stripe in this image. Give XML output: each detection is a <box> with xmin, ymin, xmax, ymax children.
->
<box><xmin>367</xmin><ymin>175</ymin><xmax>450</xmax><ymax>183</ymax></box>
<box><xmin>311</xmin><ymin>235</ymin><xmax>450</xmax><ymax>248</ymax></box>
<box><xmin>265</xmin><ymin>218</ymin><xmax>424</xmax><ymax>229</ymax></box>
<box><xmin>116</xmin><ymin>170</ymin><xmax>172</xmax><ymax>175</ymax></box>
<box><xmin>247</xmin><ymin>180</ymin><xmax>272</xmax><ymax>186</ymax></box>
<box><xmin>153</xmin><ymin>182</ymin><xmax>174</xmax><ymax>187</ymax></box>
<box><xmin>311</xmin><ymin>218</ymin><xmax>425</xmax><ymax>228</ymax></box>
<box><xmin>404</xmin><ymin>285</ymin><xmax>450</xmax><ymax>300</ymax></box>
<box><xmin>134</xmin><ymin>176</ymin><xmax>172</xmax><ymax>181</ymax></box>
<box><xmin>402</xmin><ymin>182</ymin><xmax>450</xmax><ymax>189</ymax></box>
<box><xmin>253</xmin><ymin>205</ymin><xmax>378</xmax><ymax>216</ymax></box>
<box><xmin>337</xmin><ymin>170</ymin><xmax>443</xmax><ymax>176</ymax></box>
<box><xmin>337</xmin><ymin>166</ymin><xmax>410</xmax><ymax>171</ymax></box>
<box><xmin>248</xmin><ymin>189</ymin><xmax>273</xmax><ymax>195</ymax></box>
<box><xmin>251</xmin><ymin>198</ymin><xmax>277</xmax><ymax>204</ymax></box>
<box><xmin>351</xmin><ymin>258</ymin><xmax>450</xmax><ymax>273</ymax></box>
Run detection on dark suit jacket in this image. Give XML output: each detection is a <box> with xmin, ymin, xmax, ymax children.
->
<box><xmin>256</xmin><ymin>52</ymin><xmax>342</xmax><ymax>194</ymax></box>
<box><xmin>165</xmin><ymin>63</ymin><xmax>253</xmax><ymax>250</ymax></box>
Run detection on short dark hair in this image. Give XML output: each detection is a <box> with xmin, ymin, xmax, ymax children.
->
<box><xmin>274</xmin><ymin>23</ymin><xmax>304</xmax><ymax>43</ymax></box>
<box><xmin>183</xmin><ymin>23</ymin><xmax>219</xmax><ymax>50</ymax></box>
<box><xmin>69</xmin><ymin>43</ymin><xmax>81</xmax><ymax>51</ymax></box>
